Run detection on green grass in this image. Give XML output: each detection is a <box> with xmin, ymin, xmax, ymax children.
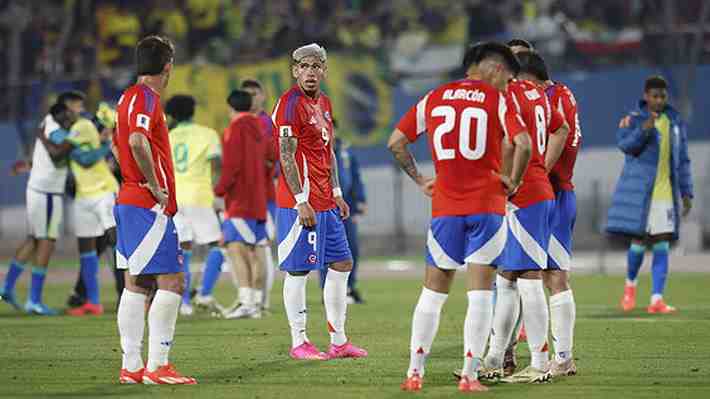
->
<box><xmin>1</xmin><ymin>273</ymin><xmax>709</xmax><ymax>398</ymax></box>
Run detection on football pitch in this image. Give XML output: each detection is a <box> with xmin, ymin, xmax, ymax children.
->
<box><xmin>1</xmin><ymin>269</ymin><xmax>709</xmax><ymax>398</ymax></box>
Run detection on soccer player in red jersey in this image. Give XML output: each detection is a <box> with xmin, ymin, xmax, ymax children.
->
<box><xmin>216</xmin><ymin>89</ymin><xmax>273</xmax><ymax>319</ymax></box>
<box><xmin>483</xmin><ymin>50</ymin><xmax>570</xmax><ymax>384</ymax></box>
<box><xmin>113</xmin><ymin>36</ymin><xmax>196</xmax><ymax>385</ymax></box>
<box><xmin>389</xmin><ymin>41</ymin><xmax>532</xmax><ymax>392</ymax></box>
<box><xmin>241</xmin><ymin>79</ymin><xmax>278</xmax><ymax>311</ymax></box>
<box><xmin>534</xmin><ymin>53</ymin><xmax>582</xmax><ymax>377</ymax></box>
<box><xmin>273</xmin><ymin>43</ymin><xmax>367</xmax><ymax>360</ymax></box>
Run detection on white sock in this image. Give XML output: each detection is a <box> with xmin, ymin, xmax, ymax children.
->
<box><xmin>324</xmin><ymin>269</ymin><xmax>350</xmax><ymax>346</ymax></box>
<box><xmin>651</xmin><ymin>293</ymin><xmax>663</xmax><ymax>303</ymax></box>
<box><xmin>283</xmin><ymin>273</ymin><xmax>309</xmax><ymax>348</ymax></box>
<box><xmin>239</xmin><ymin>287</ymin><xmax>252</xmax><ymax>307</ymax></box>
<box><xmin>117</xmin><ymin>289</ymin><xmax>146</xmax><ymax>372</ymax></box>
<box><xmin>252</xmin><ymin>288</ymin><xmax>263</xmax><ymax>309</ymax></box>
<box><xmin>518</xmin><ymin>278</ymin><xmax>549</xmax><ymax>370</ymax></box>
<box><xmin>486</xmin><ymin>275</ymin><xmax>519</xmax><ymax>368</ymax></box>
<box><xmin>147</xmin><ymin>290</ymin><xmax>181</xmax><ymax>372</ymax></box>
<box><xmin>462</xmin><ymin>290</ymin><xmax>493</xmax><ymax>378</ymax></box>
<box><xmin>263</xmin><ymin>246</ymin><xmax>275</xmax><ymax>308</ymax></box>
<box><xmin>408</xmin><ymin>287</ymin><xmax>448</xmax><ymax>377</ymax></box>
<box><xmin>550</xmin><ymin>290</ymin><xmax>575</xmax><ymax>363</ymax></box>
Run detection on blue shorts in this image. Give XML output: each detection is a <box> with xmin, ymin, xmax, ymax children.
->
<box><xmin>498</xmin><ymin>200</ymin><xmax>554</xmax><ymax>271</ymax></box>
<box><xmin>426</xmin><ymin>213</ymin><xmax>506</xmax><ymax>270</ymax></box>
<box><xmin>222</xmin><ymin>217</ymin><xmax>267</xmax><ymax>245</ymax></box>
<box><xmin>548</xmin><ymin>190</ymin><xmax>576</xmax><ymax>271</ymax></box>
<box><xmin>277</xmin><ymin>207</ymin><xmax>352</xmax><ymax>272</ymax></box>
<box><xmin>114</xmin><ymin>204</ymin><xmax>182</xmax><ymax>276</ymax></box>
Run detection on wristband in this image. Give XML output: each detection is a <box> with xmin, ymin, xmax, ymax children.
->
<box><xmin>294</xmin><ymin>192</ymin><xmax>308</xmax><ymax>205</ymax></box>
<box><xmin>332</xmin><ymin>187</ymin><xmax>343</xmax><ymax>198</ymax></box>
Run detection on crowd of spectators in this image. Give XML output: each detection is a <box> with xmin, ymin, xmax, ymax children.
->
<box><xmin>0</xmin><ymin>0</ymin><xmax>708</xmax><ymax>86</ymax></box>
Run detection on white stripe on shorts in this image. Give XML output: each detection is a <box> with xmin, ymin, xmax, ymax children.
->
<box><xmin>277</xmin><ymin>217</ymin><xmax>303</xmax><ymax>264</ymax></box>
<box><xmin>465</xmin><ymin>218</ymin><xmax>507</xmax><ymax>265</ymax></box>
<box><xmin>548</xmin><ymin>235</ymin><xmax>571</xmax><ymax>271</ymax></box>
<box><xmin>128</xmin><ymin>211</ymin><xmax>169</xmax><ymax>272</ymax></box>
<box><xmin>507</xmin><ymin>210</ymin><xmax>548</xmax><ymax>269</ymax></box>
<box><xmin>427</xmin><ymin>229</ymin><xmax>462</xmax><ymax>269</ymax></box>
<box><xmin>231</xmin><ymin>218</ymin><xmax>256</xmax><ymax>244</ymax></box>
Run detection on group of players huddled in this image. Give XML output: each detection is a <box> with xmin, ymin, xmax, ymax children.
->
<box><xmin>1</xmin><ymin>34</ymin><xmax>582</xmax><ymax>390</ymax></box>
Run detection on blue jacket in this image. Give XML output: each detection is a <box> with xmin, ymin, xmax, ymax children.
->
<box><xmin>606</xmin><ymin>101</ymin><xmax>693</xmax><ymax>240</ymax></box>
<box><xmin>334</xmin><ymin>138</ymin><xmax>366</xmax><ymax>214</ymax></box>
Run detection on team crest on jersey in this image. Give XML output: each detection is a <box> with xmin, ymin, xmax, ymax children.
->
<box><xmin>280</xmin><ymin>126</ymin><xmax>293</xmax><ymax>137</ymax></box>
<box><xmin>307</xmin><ymin>254</ymin><xmax>318</xmax><ymax>264</ymax></box>
<box><xmin>324</xmin><ymin>111</ymin><xmax>331</xmax><ymax>121</ymax></box>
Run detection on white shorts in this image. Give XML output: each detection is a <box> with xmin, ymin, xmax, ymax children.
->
<box><xmin>26</xmin><ymin>188</ymin><xmax>63</xmax><ymax>240</ymax></box>
<box><xmin>74</xmin><ymin>193</ymin><xmax>116</xmax><ymax>238</ymax></box>
<box><xmin>173</xmin><ymin>206</ymin><xmax>222</xmax><ymax>245</ymax></box>
<box><xmin>646</xmin><ymin>200</ymin><xmax>674</xmax><ymax>235</ymax></box>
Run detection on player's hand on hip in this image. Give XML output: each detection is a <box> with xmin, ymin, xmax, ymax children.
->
<box><xmin>335</xmin><ymin>196</ymin><xmax>350</xmax><ymax>220</ymax></box>
<box><xmin>297</xmin><ymin>202</ymin><xmax>317</xmax><ymax>227</ymax></box>
<box><xmin>682</xmin><ymin>196</ymin><xmax>692</xmax><ymax>217</ymax></box>
<box><xmin>141</xmin><ymin>182</ymin><xmax>169</xmax><ymax>208</ymax></box>
<box><xmin>416</xmin><ymin>176</ymin><xmax>435</xmax><ymax>197</ymax></box>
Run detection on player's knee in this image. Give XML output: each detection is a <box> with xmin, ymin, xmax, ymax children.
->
<box><xmin>329</xmin><ymin>259</ymin><xmax>353</xmax><ymax>273</ymax></box>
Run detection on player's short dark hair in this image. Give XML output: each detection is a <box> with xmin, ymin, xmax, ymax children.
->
<box><xmin>227</xmin><ymin>90</ymin><xmax>252</xmax><ymax>112</ymax></box>
<box><xmin>136</xmin><ymin>35</ymin><xmax>175</xmax><ymax>76</ymax></box>
<box><xmin>165</xmin><ymin>95</ymin><xmax>196</xmax><ymax>122</ymax></box>
<box><xmin>516</xmin><ymin>51</ymin><xmax>549</xmax><ymax>81</ymax></box>
<box><xmin>57</xmin><ymin>90</ymin><xmax>85</xmax><ymax>105</ymax></box>
<box><xmin>644</xmin><ymin>75</ymin><xmax>668</xmax><ymax>92</ymax></box>
<box><xmin>507</xmin><ymin>38</ymin><xmax>534</xmax><ymax>50</ymax></box>
<box><xmin>49</xmin><ymin>102</ymin><xmax>69</xmax><ymax>120</ymax></box>
<box><xmin>241</xmin><ymin>79</ymin><xmax>263</xmax><ymax>90</ymax></box>
<box><xmin>463</xmin><ymin>41</ymin><xmax>520</xmax><ymax>74</ymax></box>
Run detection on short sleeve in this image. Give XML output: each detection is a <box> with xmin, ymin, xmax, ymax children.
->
<box><xmin>272</xmin><ymin>91</ymin><xmax>303</xmax><ymax>139</ymax></box>
<box><xmin>48</xmin><ymin>128</ymin><xmax>70</xmax><ymax>144</ymax></box>
<box><xmin>126</xmin><ymin>87</ymin><xmax>158</xmax><ymax>137</ymax></box>
<box><xmin>396</xmin><ymin>92</ymin><xmax>430</xmax><ymax>142</ymax></box>
<box><xmin>499</xmin><ymin>93</ymin><xmax>527</xmax><ymax>143</ymax></box>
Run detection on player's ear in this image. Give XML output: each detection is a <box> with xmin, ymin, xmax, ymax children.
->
<box><xmin>322</xmin><ymin>63</ymin><xmax>328</xmax><ymax>79</ymax></box>
<box><xmin>292</xmin><ymin>63</ymin><xmax>299</xmax><ymax>79</ymax></box>
<box><xmin>163</xmin><ymin>62</ymin><xmax>173</xmax><ymax>75</ymax></box>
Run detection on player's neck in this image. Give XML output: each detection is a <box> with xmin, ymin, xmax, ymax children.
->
<box><xmin>137</xmin><ymin>76</ymin><xmax>164</xmax><ymax>96</ymax></box>
<box><xmin>298</xmin><ymin>84</ymin><xmax>319</xmax><ymax>100</ymax></box>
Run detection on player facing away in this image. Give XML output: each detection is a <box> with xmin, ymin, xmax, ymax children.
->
<box><xmin>391</xmin><ymin>41</ymin><xmax>532</xmax><ymax>392</ymax></box>
<box><xmin>528</xmin><ymin>51</ymin><xmax>582</xmax><ymax>377</ymax></box>
<box><xmin>114</xmin><ymin>36</ymin><xmax>196</xmax><ymax>385</ymax></box>
<box><xmin>0</xmin><ymin>97</ymin><xmax>80</xmax><ymax>315</ymax></box>
<box><xmin>215</xmin><ymin>90</ymin><xmax>272</xmax><ymax>320</ymax></box>
<box><xmin>482</xmin><ymin>52</ymin><xmax>570</xmax><ymax>384</ymax></box>
<box><xmin>241</xmin><ymin>79</ymin><xmax>278</xmax><ymax>312</ymax></box>
<box><xmin>273</xmin><ymin>43</ymin><xmax>367</xmax><ymax>360</ymax></box>
<box><xmin>165</xmin><ymin>94</ymin><xmax>223</xmax><ymax>316</ymax></box>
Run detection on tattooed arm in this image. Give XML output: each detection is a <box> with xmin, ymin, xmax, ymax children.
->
<box><xmin>280</xmin><ymin>135</ymin><xmax>316</xmax><ymax>226</ymax></box>
<box><xmin>387</xmin><ymin>128</ymin><xmax>434</xmax><ymax>197</ymax></box>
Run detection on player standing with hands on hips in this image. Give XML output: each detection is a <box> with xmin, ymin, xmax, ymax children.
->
<box><xmin>114</xmin><ymin>36</ymin><xmax>196</xmax><ymax>385</ymax></box>
<box><xmin>273</xmin><ymin>43</ymin><xmax>368</xmax><ymax>361</ymax></box>
<box><xmin>607</xmin><ymin>76</ymin><xmax>693</xmax><ymax>314</ymax></box>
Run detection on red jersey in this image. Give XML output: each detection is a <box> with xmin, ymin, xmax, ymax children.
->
<box><xmin>396</xmin><ymin>79</ymin><xmax>527</xmax><ymax>217</ymax></box>
<box><xmin>258</xmin><ymin>111</ymin><xmax>277</xmax><ymax>202</ymax></box>
<box><xmin>507</xmin><ymin>79</ymin><xmax>564</xmax><ymax>208</ymax></box>
<box><xmin>114</xmin><ymin>84</ymin><xmax>177</xmax><ymax>216</ymax></box>
<box><xmin>272</xmin><ymin>86</ymin><xmax>336</xmax><ymax>212</ymax></box>
<box><xmin>215</xmin><ymin>113</ymin><xmax>271</xmax><ymax>220</ymax></box>
<box><xmin>545</xmin><ymin>82</ymin><xmax>581</xmax><ymax>192</ymax></box>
